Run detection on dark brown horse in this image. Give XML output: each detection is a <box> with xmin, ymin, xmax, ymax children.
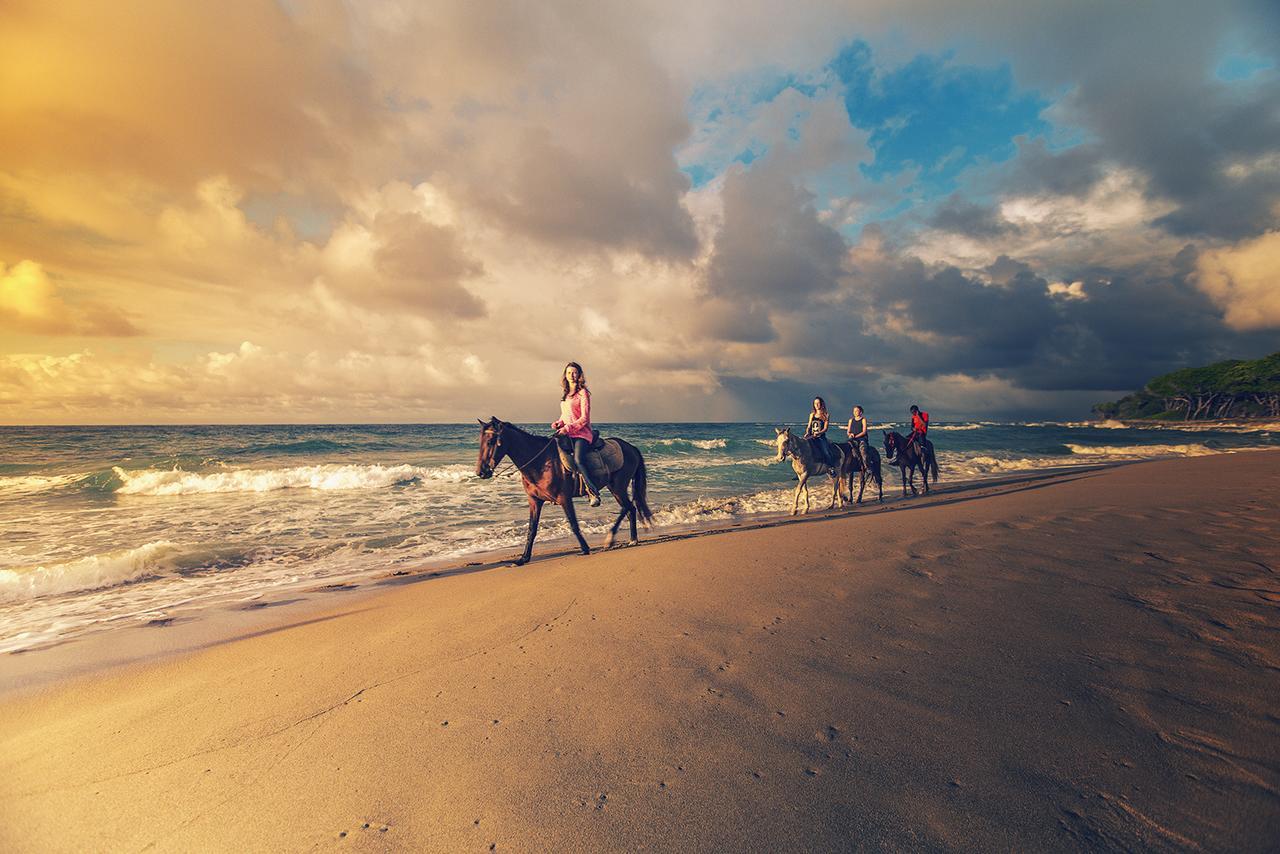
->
<box><xmin>475</xmin><ymin>417</ymin><xmax>653</xmax><ymax>566</ymax></box>
<box><xmin>835</xmin><ymin>440</ymin><xmax>884</xmax><ymax>504</ymax></box>
<box><xmin>882</xmin><ymin>430</ymin><xmax>939</xmax><ymax>497</ymax></box>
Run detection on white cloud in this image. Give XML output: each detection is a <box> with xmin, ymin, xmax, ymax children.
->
<box><xmin>1194</xmin><ymin>231</ymin><xmax>1280</xmax><ymax>330</ymax></box>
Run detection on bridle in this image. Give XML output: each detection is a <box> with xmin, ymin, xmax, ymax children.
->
<box><xmin>775</xmin><ymin>429</ymin><xmax>796</xmax><ymax>462</ymax></box>
<box><xmin>480</xmin><ymin>422</ymin><xmax>558</xmax><ymax>479</ymax></box>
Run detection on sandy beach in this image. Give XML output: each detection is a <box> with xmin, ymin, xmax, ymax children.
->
<box><xmin>2</xmin><ymin>452</ymin><xmax>1278</xmax><ymax>851</ymax></box>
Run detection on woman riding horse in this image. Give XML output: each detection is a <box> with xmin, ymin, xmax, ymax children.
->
<box><xmin>842</xmin><ymin>404</ymin><xmax>870</xmax><ymax>469</ymax></box>
<box><xmin>804</xmin><ymin>396</ymin><xmax>839</xmax><ymax>468</ymax></box>
<box><xmin>551</xmin><ymin>361</ymin><xmax>601</xmax><ymax>506</ymax></box>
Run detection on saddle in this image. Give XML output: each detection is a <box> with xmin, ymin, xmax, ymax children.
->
<box><xmin>557</xmin><ymin>430</ymin><xmax>625</xmax><ymax>497</ymax></box>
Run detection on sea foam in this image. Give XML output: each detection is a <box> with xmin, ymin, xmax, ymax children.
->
<box><xmin>112</xmin><ymin>463</ymin><xmax>472</xmax><ymax>495</ymax></box>
<box><xmin>1064</xmin><ymin>443</ymin><xmax>1218</xmax><ymax>458</ymax></box>
<box><xmin>0</xmin><ymin>474</ymin><xmax>86</xmax><ymax>496</ymax></box>
<box><xmin>0</xmin><ymin>540</ymin><xmax>182</xmax><ymax>602</ymax></box>
<box><xmin>655</xmin><ymin>438</ymin><xmax>729</xmax><ymax>449</ymax></box>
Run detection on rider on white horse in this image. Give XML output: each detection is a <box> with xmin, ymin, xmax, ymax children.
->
<box><xmin>804</xmin><ymin>396</ymin><xmax>839</xmax><ymax>469</ymax></box>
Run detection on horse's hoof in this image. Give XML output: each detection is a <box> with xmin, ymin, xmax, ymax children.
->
<box><xmin>513</xmin><ymin>557</ymin><xmax>528</xmax><ymax>567</ymax></box>
<box><xmin>602</xmin><ymin>535</ymin><xmax>615</xmax><ymax>550</ymax></box>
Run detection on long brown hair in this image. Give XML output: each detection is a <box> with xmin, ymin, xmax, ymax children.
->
<box><xmin>812</xmin><ymin>396</ymin><xmax>828</xmax><ymax>417</ymax></box>
<box><xmin>561</xmin><ymin>361</ymin><xmax>588</xmax><ymax>400</ymax></box>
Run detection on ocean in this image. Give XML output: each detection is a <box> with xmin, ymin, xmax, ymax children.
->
<box><xmin>3</xmin><ymin>420</ymin><xmax>1277</xmax><ymax>653</ymax></box>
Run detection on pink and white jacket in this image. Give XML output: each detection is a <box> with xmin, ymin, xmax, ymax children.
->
<box><xmin>552</xmin><ymin>388</ymin><xmax>593</xmax><ymax>442</ymax></box>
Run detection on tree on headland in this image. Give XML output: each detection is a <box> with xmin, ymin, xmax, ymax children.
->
<box><xmin>1093</xmin><ymin>352</ymin><xmax>1280</xmax><ymax>421</ymax></box>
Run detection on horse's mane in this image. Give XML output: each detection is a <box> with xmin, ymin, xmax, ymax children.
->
<box><xmin>497</xmin><ymin>419</ymin><xmax>550</xmax><ymax>442</ymax></box>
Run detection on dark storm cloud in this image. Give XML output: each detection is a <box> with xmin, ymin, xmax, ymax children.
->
<box><xmin>927</xmin><ymin>195</ymin><xmax>1016</xmax><ymax>238</ymax></box>
<box><xmin>946</xmin><ymin>3</ymin><xmax>1280</xmax><ymax>242</ymax></box>
<box><xmin>1153</xmin><ymin>172</ymin><xmax>1280</xmax><ymax>240</ymax></box>
<box><xmin>872</xmin><ymin>250</ymin><xmax>1274</xmax><ymax>392</ymax></box>
<box><xmin>701</xmin><ymin>218</ymin><xmax>1273</xmax><ymax>397</ymax></box>
<box><xmin>1068</xmin><ymin>73</ymin><xmax>1280</xmax><ymax>240</ymax></box>
<box><xmin>1003</xmin><ymin>138</ymin><xmax>1107</xmax><ymax>198</ymax></box>
<box><xmin>699</xmin><ymin>160</ymin><xmax>847</xmax><ymax>342</ymax></box>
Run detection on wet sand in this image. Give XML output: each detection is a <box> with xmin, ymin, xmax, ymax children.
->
<box><xmin>1</xmin><ymin>452</ymin><xmax>1278</xmax><ymax>851</ymax></box>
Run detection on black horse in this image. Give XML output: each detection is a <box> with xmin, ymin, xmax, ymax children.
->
<box><xmin>835</xmin><ymin>441</ymin><xmax>884</xmax><ymax>504</ymax></box>
<box><xmin>476</xmin><ymin>418</ymin><xmax>653</xmax><ymax>566</ymax></box>
<box><xmin>882</xmin><ymin>431</ymin><xmax>938</xmax><ymax>497</ymax></box>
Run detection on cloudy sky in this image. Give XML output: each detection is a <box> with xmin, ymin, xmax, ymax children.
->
<box><xmin>2</xmin><ymin>0</ymin><xmax>1278</xmax><ymax>424</ymax></box>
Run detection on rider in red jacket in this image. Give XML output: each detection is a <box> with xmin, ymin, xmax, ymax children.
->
<box><xmin>909</xmin><ymin>404</ymin><xmax>929</xmax><ymax>456</ymax></box>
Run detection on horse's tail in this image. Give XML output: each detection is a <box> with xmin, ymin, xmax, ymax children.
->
<box><xmin>632</xmin><ymin>451</ymin><xmax>654</xmax><ymax>525</ymax></box>
<box><xmin>928</xmin><ymin>445</ymin><xmax>939</xmax><ymax>483</ymax></box>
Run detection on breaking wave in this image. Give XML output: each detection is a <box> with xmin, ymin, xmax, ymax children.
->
<box><xmin>0</xmin><ymin>473</ymin><xmax>86</xmax><ymax>496</ymax></box>
<box><xmin>0</xmin><ymin>541</ymin><xmax>184</xmax><ymax>602</ymax></box>
<box><xmin>1064</xmin><ymin>443</ymin><xmax>1218</xmax><ymax>458</ymax></box>
<box><xmin>113</xmin><ymin>463</ymin><xmax>474</xmax><ymax>496</ymax></box>
<box><xmin>654</xmin><ymin>438</ymin><xmax>728</xmax><ymax>450</ymax></box>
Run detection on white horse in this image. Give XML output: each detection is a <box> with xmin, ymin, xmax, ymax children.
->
<box><xmin>774</xmin><ymin>427</ymin><xmax>848</xmax><ymax>515</ymax></box>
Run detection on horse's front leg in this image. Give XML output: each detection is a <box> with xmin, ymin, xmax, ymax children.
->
<box><xmin>561</xmin><ymin>495</ymin><xmax>591</xmax><ymax>555</ymax></box>
<box><xmin>830</xmin><ymin>473</ymin><xmax>841</xmax><ymax>509</ymax></box>
<box><xmin>908</xmin><ymin>464</ymin><xmax>919</xmax><ymax>496</ymax></box>
<box><xmin>792</xmin><ymin>472</ymin><xmax>806</xmax><ymax>515</ymax></box>
<box><xmin>515</xmin><ymin>497</ymin><xmax>544</xmax><ymax>566</ymax></box>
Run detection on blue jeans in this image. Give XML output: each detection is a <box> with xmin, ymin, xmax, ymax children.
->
<box><xmin>572</xmin><ymin>437</ymin><xmax>600</xmax><ymax>494</ymax></box>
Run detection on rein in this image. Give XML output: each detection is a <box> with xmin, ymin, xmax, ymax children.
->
<box><xmin>492</xmin><ymin>435</ymin><xmax>558</xmax><ymax>479</ymax></box>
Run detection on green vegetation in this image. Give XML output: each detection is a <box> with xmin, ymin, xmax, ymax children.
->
<box><xmin>1093</xmin><ymin>352</ymin><xmax>1280</xmax><ymax>421</ymax></box>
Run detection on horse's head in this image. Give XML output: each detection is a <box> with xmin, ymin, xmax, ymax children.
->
<box><xmin>774</xmin><ymin>427</ymin><xmax>795</xmax><ymax>462</ymax></box>
<box><xmin>882</xmin><ymin>430</ymin><xmax>897</xmax><ymax>462</ymax></box>
<box><xmin>476</xmin><ymin>416</ymin><xmax>506</xmax><ymax>478</ymax></box>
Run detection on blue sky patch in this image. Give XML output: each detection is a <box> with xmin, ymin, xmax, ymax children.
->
<box><xmin>830</xmin><ymin>41</ymin><xmax>1049</xmax><ymax>191</ymax></box>
<box><xmin>679</xmin><ymin>39</ymin><xmax>1053</xmax><ymax>211</ymax></box>
<box><xmin>1214</xmin><ymin>53</ymin><xmax>1276</xmax><ymax>81</ymax></box>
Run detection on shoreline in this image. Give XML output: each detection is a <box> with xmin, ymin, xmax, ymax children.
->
<box><xmin>0</xmin><ymin>461</ymin><xmax>1120</xmax><ymax>699</ymax></box>
<box><xmin>2</xmin><ymin>451</ymin><xmax>1278</xmax><ymax>849</ymax></box>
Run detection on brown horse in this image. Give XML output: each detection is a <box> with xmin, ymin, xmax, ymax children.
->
<box><xmin>882</xmin><ymin>430</ymin><xmax>939</xmax><ymax>496</ymax></box>
<box><xmin>834</xmin><ymin>440</ymin><xmax>884</xmax><ymax>504</ymax></box>
<box><xmin>475</xmin><ymin>417</ymin><xmax>653</xmax><ymax>566</ymax></box>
